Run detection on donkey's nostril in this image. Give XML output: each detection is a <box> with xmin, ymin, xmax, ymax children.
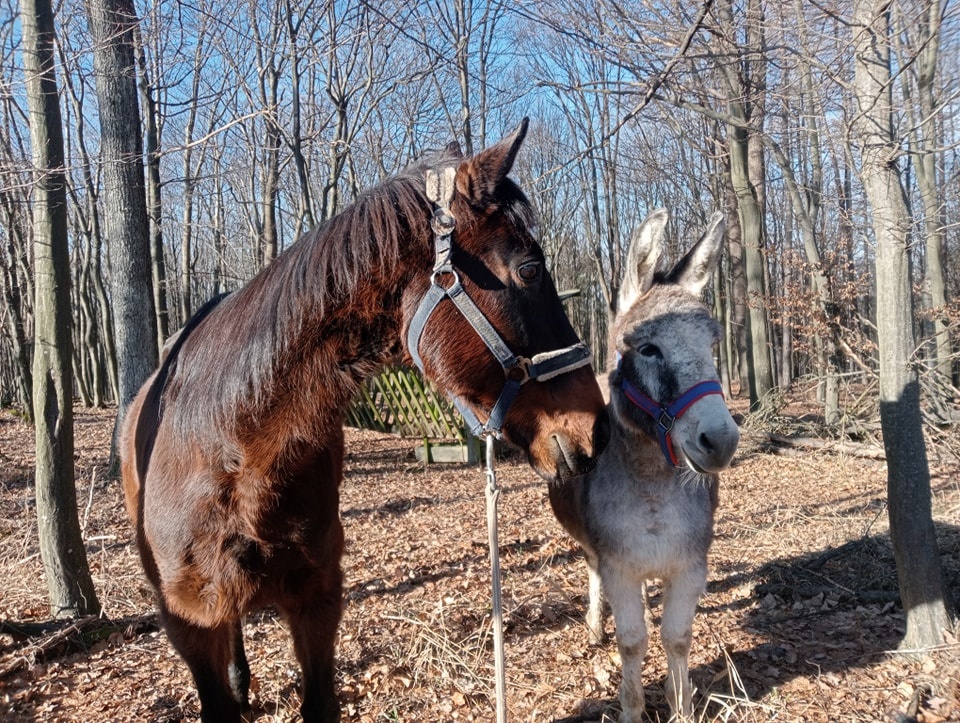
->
<box><xmin>699</xmin><ymin>432</ymin><xmax>715</xmax><ymax>454</ymax></box>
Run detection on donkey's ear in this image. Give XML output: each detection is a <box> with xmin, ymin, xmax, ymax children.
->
<box><xmin>455</xmin><ymin>118</ymin><xmax>529</xmax><ymax>204</ymax></box>
<box><xmin>664</xmin><ymin>212</ymin><xmax>726</xmax><ymax>296</ymax></box>
<box><xmin>444</xmin><ymin>140</ymin><xmax>464</xmax><ymax>158</ymax></box>
<box><xmin>618</xmin><ymin>209</ymin><xmax>668</xmax><ymax>313</ymax></box>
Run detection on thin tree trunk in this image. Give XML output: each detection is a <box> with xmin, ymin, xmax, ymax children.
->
<box><xmin>852</xmin><ymin>0</ymin><xmax>955</xmax><ymax>649</ymax></box>
<box><xmin>85</xmin><ymin>0</ymin><xmax>158</xmax><ymax>428</ymax></box>
<box><xmin>0</xmin><ymin>203</ymin><xmax>32</xmax><ymax>415</ymax></box>
<box><xmin>133</xmin><ymin>23</ymin><xmax>169</xmax><ymax>348</ymax></box>
<box><xmin>57</xmin><ymin>40</ymin><xmax>118</xmax><ymax>405</ymax></box>
<box><xmin>912</xmin><ymin>0</ymin><xmax>951</xmax><ymax>411</ymax></box>
<box><xmin>284</xmin><ymin>0</ymin><xmax>314</xmax><ymax>236</ymax></box>
<box><xmin>21</xmin><ymin>0</ymin><xmax>101</xmax><ymax>617</ymax></box>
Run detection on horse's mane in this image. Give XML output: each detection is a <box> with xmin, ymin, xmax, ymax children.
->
<box><xmin>164</xmin><ymin>147</ymin><xmax>536</xmax><ymax>448</ymax></box>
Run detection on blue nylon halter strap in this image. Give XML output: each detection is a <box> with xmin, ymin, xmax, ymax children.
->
<box><xmin>406</xmin><ymin>167</ymin><xmax>593</xmax><ymax>439</ymax></box>
<box><xmin>619</xmin><ymin>374</ymin><xmax>724</xmax><ymax>468</ymax></box>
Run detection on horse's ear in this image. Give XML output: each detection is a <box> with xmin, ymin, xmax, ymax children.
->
<box><xmin>665</xmin><ymin>212</ymin><xmax>726</xmax><ymax>296</ymax></box>
<box><xmin>618</xmin><ymin>209</ymin><xmax>668</xmax><ymax>314</ymax></box>
<box><xmin>455</xmin><ymin>118</ymin><xmax>529</xmax><ymax>203</ymax></box>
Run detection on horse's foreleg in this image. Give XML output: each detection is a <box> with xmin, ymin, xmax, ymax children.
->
<box><xmin>602</xmin><ymin>565</ymin><xmax>648</xmax><ymax>723</ymax></box>
<box><xmin>660</xmin><ymin>567</ymin><xmax>705</xmax><ymax>721</ymax></box>
<box><xmin>283</xmin><ymin>568</ymin><xmax>344</xmax><ymax>723</ymax></box>
<box><xmin>280</xmin><ymin>510</ymin><xmax>345</xmax><ymax>723</ymax></box>
<box><xmin>228</xmin><ymin>619</ymin><xmax>250</xmax><ymax>708</ymax></box>
<box><xmin>161</xmin><ymin>606</ymin><xmax>248</xmax><ymax>722</ymax></box>
<box><xmin>584</xmin><ymin>549</ymin><xmax>605</xmax><ymax>645</ymax></box>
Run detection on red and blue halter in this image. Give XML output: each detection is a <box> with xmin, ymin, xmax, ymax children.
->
<box><xmin>617</xmin><ymin>355</ymin><xmax>724</xmax><ymax>468</ymax></box>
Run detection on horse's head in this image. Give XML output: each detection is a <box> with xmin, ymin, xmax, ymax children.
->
<box><xmin>609</xmin><ymin>210</ymin><xmax>739</xmax><ymax>473</ymax></box>
<box><xmin>404</xmin><ymin>119</ymin><xmax>609</xmax><ymax>481</ymax></box>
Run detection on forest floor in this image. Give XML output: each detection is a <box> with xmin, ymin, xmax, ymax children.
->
<box><xmin>0</xmin><ymin>390</ymin><xmax>959</xmax><ymax>722</ymax></box>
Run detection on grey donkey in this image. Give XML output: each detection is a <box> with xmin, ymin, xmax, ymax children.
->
<box><xmin>550</xmin><ymin>210</ymin><xmax>740</xmax><ymax>722</ymax></box>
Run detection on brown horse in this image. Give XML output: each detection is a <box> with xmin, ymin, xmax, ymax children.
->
<box><xmin>121</xmin><ymin>119</ymin><xmax>609</xmax><ymax>722</ymax></box>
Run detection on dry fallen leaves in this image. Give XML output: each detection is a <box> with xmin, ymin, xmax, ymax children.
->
<box><xmin>0</xmin><ymin>402</ymin><xmax>957</xmax><ymax>722</ymax></box>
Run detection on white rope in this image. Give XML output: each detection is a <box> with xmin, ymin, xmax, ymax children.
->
<box><xmin>484</xmin><ymin>434</ymin><xmax>508</xmax><ymax>723</ymax></box>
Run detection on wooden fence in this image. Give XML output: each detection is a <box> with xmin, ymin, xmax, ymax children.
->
<box><xmin>345</xmin><ymin>365</ymin><xmax>465</xmax><ymax>440</ymax></box>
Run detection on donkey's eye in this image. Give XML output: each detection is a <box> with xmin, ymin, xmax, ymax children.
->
<box><xmin>517</xmin><ymin>262</ymin><xmax>540</xmax><ymax>282</ymax></box>
<box><xmin>637</xmin><ymin>343</ymin><xmax>662</xmax><ymax>359</ymax></box>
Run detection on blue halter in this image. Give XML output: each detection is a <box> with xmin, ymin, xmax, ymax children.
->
<box><xmin>406</xmin><ymin>167</ymin><xmax>592</xmax><ymax>439</ymax></box>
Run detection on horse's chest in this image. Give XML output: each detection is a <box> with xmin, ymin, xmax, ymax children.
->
<box><xmin>586</xmin><ymin>474</ymin><xmax>712</xmax><ymax>577</ymax></box>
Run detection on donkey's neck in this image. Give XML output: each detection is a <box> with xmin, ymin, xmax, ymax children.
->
<box><xmin>607</xmin><ymin>410</ymin><xmax>673</xmax><ymax>475</ymax></box>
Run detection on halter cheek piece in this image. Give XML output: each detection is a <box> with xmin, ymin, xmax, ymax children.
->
<box><xmin>616</xmin><ymin>354</ymin><xmax>724</xmax><ymax>468</ymax></box>
<box><xmin>406</xmin><ymin>166</ymin><xmax>593</xmax><ymax>439</ymax></box>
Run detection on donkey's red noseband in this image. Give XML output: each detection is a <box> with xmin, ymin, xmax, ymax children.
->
<box><xmin>619</xmin><ymin>369</ymin><xmax>724</xmax><ymax>468</ymax></box>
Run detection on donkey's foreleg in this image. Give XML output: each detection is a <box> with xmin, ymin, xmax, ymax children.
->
<box><xmin>602</xmin><ymin>566</ymin><xmax>648</xmax><ymax>723</ymax></box>
<box><xmin>584</xmin><ymin>549</ymin><xmax>605</xmax><ymax>645</ymax></box>
<box><xmin>660</xmin><ymin>567</ymin><xmax>706</xmax><ymax>721</ymax></box>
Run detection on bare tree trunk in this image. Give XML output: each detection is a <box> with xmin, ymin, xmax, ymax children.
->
<box><xmin>21</xmin><ymin>0</ymin><xmax>100</xmax><ymax>617</ymax></box>
<box><xmin>0</xmin><ymin>200</ymin><xmax>32</xmax><ymax>415</ymax></box>
<box><xmin>284</xmin><ymin>0</ymin><xmax>315</xmax><ymax>235</ymax></box>
<box><xmin>85</xmin><ymin>0</ymin><xmax>158</xmax><ymax>426</ymax></box>
<box><xmin>852</xmin><ymin>0</ymin><xmax>956</xmax><ymax>649</ymax></box>
<box><xmin>911</xmin><ymin>0</ymin><xmax>952</xmax><ymax>412</ymax></box>
<box><xmin>57</xmin><ymin>42</ymin><xmax>118</xmax><ymax>405</ymax></box>
<box><xmin>133</xmin><ymin>23</ymin><xmax>169</xmax><ymax>348</ymax></box>
<box><xmin>715</xmin><ymin>0</ymin><xmax>773</xmax><ymax>410</ymax></box>
<box><xmin>252</xmin><ymin>3</ymin><xmax>281</xmax><ymax>262</ymax></box>
<box><xmin>721</xmin><ymin>145</ymin><xmax>749</xmax><ymax>395</ymax></box>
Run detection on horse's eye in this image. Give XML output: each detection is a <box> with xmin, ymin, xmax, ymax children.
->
<box><xmin>638</xmin><ymin>343</ymin><xmax>662</xmax><ymax>359</ymax></box>
<box><xmin>517</xmin><ymin>262</ymin><xmax>540</xmax><ymax>282</ymax></box>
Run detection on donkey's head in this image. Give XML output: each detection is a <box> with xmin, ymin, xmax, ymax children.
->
<box><xmin>404</xmin><ymin>119</ymin><xmax>609</xmax><ymax>480</ymax></box>
<box><xmin>609</xmin><ymin>210</ymin><xmax>739</xmax><ymax>473</ymax></box>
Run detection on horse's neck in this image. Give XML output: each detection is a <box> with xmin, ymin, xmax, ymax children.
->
<box><xmin>224</xmin><ymin>270</ymin><xmax>413</xmax><ymax>457</ymax></box>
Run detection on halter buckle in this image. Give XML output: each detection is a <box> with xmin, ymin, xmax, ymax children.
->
<box><xmin>656</xmin><ymin>409</ymin><xmax>676</xmax><ymax>434</ymax></box>
<box><xmin>505</xmin><ymin>358</ymin><xmax>531</xmax><ymax>384</ymax></box>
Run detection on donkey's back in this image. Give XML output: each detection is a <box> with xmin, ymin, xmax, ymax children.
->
<box><xmin>550</xmin><ymin>210</ymin><xmax>738</xmax><ymax>722</ymax></box>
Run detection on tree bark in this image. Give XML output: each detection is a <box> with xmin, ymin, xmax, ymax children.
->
<box><xmin>852</xmin><ymin>0</ymin><xmax>956</xmax><ymax>649</ymax></box>
<box><xmin>715</xmin><ymin>0</ymin><xmax>774</xmax><ymax>411</ymax></box>
<box><xmin>21</xmin><ymin>0</ymin><xmax>100</xmax><ymax>617</ymax></box>
<box><xmin>910</xmin><ymin>0</ymin><xmax>952</xmax><ymax>411</ymax></box>
<box><xmin>84</xmin><ymin>0</ymin><xmax>158</xmax><ymax>426</ymax></box>
<box><xmin>0</xmin><ymin>202</ymin><xmax>32</xmax><ymax>415</ymax></box>
<box><xmin>133</xmin><ymin>23</ymin><xmax>169</xmax><ymax>349</ymax></box>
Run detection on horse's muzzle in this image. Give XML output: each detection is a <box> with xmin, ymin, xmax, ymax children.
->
<box><xmin>527</xmin><ymin>404</ymin><xmax>610</xmax><ymax>482</ymax></box>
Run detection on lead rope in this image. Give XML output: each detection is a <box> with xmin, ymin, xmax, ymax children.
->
<box><xmin>428</xmin><ymin>167</ymin><xmax>509</xmax><ymax>720</ymax></box>
<box><xmin>484</xmin><ymin>434</ymin><xmax>508</xmax><ymax>723</ymax></box>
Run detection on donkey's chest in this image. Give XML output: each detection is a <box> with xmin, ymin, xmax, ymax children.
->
<box><xmin>585</xmin><ymin>473</ymin><xmax>713</xmax><ymax>576</ymax></box>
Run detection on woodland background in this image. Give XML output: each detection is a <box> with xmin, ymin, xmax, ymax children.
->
<box><xmin>2</xmin><ymin>0</ymin><xmax>958</xmax><ymax>419</ymax></box>
<box><xmin>1</xmin><ymin>0</ymin><xmax>960</xmax><ymax>720</ymax></box>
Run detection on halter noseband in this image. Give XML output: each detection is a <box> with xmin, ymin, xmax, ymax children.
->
<box><xmin>406</xmin><ymin>166</ymin><xmax>593</xmax><ymax>439</ymax></box>
<box><xmin>617</xmin><ymin>355</ymin><xmax>724</xmax><ymax>468</ymax></box>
